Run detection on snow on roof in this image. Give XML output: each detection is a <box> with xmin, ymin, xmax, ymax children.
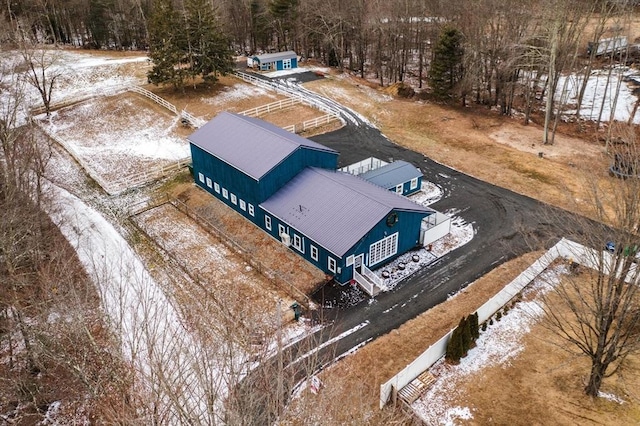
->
<box><xmin>260</xmin><ymin>168</ymin><xmax>430</xmax><ymax>257</ymax></box>
<box><xmin>360</xmin><ymin>160</ymin><xmax>423</xmax><ymax>189</ymax></box>
<box><xmin>253</xmin><ymin>51</ymin><xmax>297</xmax><ymax>63</ymax></box>
<box><xmin>187</xmin><ymin>112</ymin><xmax>336</xmax><ymax>180</ymax></box>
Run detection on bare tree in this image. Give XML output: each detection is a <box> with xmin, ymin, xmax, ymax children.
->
<box><xmin>19</xmin><ymin>43</ymin><xmax>63</xmax><ymax>117</ymax></box>
<box><xmin>540</xmin><ymin>125</ymin><xmax>640</xmax><ymax>397</ymax></box>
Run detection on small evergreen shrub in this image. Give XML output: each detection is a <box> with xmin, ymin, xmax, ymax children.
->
<box><xmin>496</xmin><ymin>311</ymin><xmax>502</xmax><ymax>321</ymax></box>
<box><xmin>481</xmin><ymin>322</ymin><xmax>487</xmax><ymax>331</ymax></box>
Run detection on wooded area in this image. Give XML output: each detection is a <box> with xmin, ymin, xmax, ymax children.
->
<box><xmin>2</xmin><ymin>1</ymin><xmax>638</xmax><ymax>114</ymax></box>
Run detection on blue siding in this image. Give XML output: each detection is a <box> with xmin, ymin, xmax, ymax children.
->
<box><xmin>191</xmin><ymin>144</ymin><xmax>260</xmax><ymax>207</ymax></box>
<box><xmin>259</xmin><ymin>148</ymin><xmax>338</xmax><ymax>202</ymax></box>
<box><xmin>390</xmin><ymin>176</ymin><xmax>422</xmax><ymax>197</ymax></box>
<box><xmin>192</xmin><ymin>143</ymin><xmax>338</xmax><ymax>205</ymax></box>
<box><xmin>259</xmin><ymin>206</ymin><xmax>429</xmax><ymax>284</ymax></box>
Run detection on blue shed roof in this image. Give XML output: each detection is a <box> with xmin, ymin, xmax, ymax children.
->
<box><xmin>260</xmin><ymin>168</ymin><xmax>429</xmax><ymax>257</ymax></box>
<box><xmin>253</xmin><ymin>51</ymin><xmax>297</xmax><ymax>63</ymax></box>
<box><xmin>188</xmin><ymin>112</ymin><xmax>337</xmax><ymax>180</ymax></box>
<box><xmin>360</xmin><ymin>160</ymin><xmax>422</xmax><ymax>189</ymax></box>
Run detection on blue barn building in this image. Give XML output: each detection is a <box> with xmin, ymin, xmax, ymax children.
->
<box><xmin>251</xmin><ymin>51</ymin><xmax>298</xmax><ymax>71</ymax></box>
<box><xmin>360</xmin><ymin>160</ymin><xmax>423</xmax><ymax>196</ymax></box>
<box><xmin>188</xmin><ymin>113</ymin><xmax>431</xmax><ymax>291</ymax></box>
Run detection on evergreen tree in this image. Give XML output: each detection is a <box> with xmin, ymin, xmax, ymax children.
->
<box><xmin>445</xmin><ymin>326</ymin><xmax>463</xmax><ymax>363</ymax></box>
<box><xmin>460</xmin><ymin>316</ymin><xmax>472</xmax><ymax>355</ymax></box>
<box><xmin>470</xmin><ymin>312</ymin><xmax>480</xmax><ymax>340</ymax></box>
<box><xmin>428</xmin><ymin>26</ymin><xmax>464</xmax><ymax>100</ymax></box>
<box><xmin>147</xmin><ymin>0</ymin><xmax>186</xmax><ymax>89</ymax></box>
<box><xmin>269</xmin><ymin>0</ymin><xmax>297</xmax><ymax>49</ymax></box>
<box><xmin>183</xmin><ymin>0</ymin><xmax>234</xmax><ymax>85</ymax></box>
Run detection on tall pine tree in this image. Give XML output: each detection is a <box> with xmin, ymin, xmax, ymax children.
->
<box><xmin>147</xmin><ymin>0</ymin><xmax>186</xmax><ymax>89</ymax></box>
<box><xmin>183</xmin><ymin>0</ymin><xmax>234</xmax><ymax>85</ymax></box>
<box><xmin>428</xmin><ymin>26</ymin><xmax>464</xmax><ymax>101</ymax></box>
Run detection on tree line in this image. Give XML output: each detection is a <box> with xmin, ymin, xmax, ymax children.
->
<box><xmin>2</xmin><ymin>0</ymin><xmax>637</xmax><ymax>110</ymax></box>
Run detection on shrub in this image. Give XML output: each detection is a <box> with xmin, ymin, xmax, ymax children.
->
<box><xmin>481</xmin><ymin>322</ymin><xmax>487</xmax><ymax>331</ymax></box>
<box><xmin>489</xmin><ymin>319</ymin><xmax>494</xmax><ymax>325</ymax></box>
<box><xmin>446</xmin><ymin>327</ymin><xmax>464</xmax><ymax>363</ymax></box>
<box><xmin>461</xmin><ymin>316</ymin><xmax>472</xmax><ymax>354</ymax></box>
<box><xmin>470</xmin><ymin>312</ymin><xmax>480</xmax><ymax>340</ymax></box>
<box><xmin>496</xmin><ymin>311</ymin><xmax>502</xmax><ymax>321</ymax></box>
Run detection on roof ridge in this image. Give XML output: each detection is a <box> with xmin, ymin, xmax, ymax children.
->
<box><xmin>310</xmin><ymin>167</ymin><xmax>424</xmax><ymax>211</ymax></box>
<box><xmin>226</xmin><ymin>112</ymin><xmax>335</xmax><ymax>153</ymax></box>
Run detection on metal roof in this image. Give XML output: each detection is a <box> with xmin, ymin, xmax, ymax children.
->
<box><xmin>253</xmin><ymin>51</ymin><xmax>297</xmax><ymax>63</ymax></box>
<box><xmin>360</xmin><ymin>160</ymin><xmax>422</xmax><ymax>189</ymax></box>
<box><xmin>188</xmin><ymin>112</ymin><xmax>337</xmax><ymax>180</ymax></box>
<box><xmin>260</xmin><ymin>168</ymin><xmax>430</xmax><ymax>257</ymax></box>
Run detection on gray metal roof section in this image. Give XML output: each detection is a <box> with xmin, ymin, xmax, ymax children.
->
<box><xmin>260</xmin><ymin>168</ymin><xmax>430</xmax><ymax>257</ymax></box>
<box><xmin>360</xmin><ymin>160</ymin><xmax>422</xmax><ymax>189</ymax></box>
<box><xmin>187</xmin><ymin>112</ymin><xmax>337</xmax><ymax>180</ymax></box>
<box><xmin>253</xmin><ymin>51</ymin><xmax>297</xmax><ymax>63</ymax></box>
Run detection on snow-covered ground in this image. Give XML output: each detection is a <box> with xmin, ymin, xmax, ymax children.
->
<box><xmin>202</xmin><ymin>83</ymin><xmax>277</xmax><ymax>105</ymax></box>
<box><xmin>556</xmin><ymin>67</ymin><xmax>640</xmax><ymax>124</ymax></box>
<box><xmin>411</xmin><ymin>266</ymin><xmax>567</xmax><ymax>424</ymax></box>
<box><xmin>262</xmin><ymin>65</ymin><xmax>330</xmax><ymax>78</ymax></box>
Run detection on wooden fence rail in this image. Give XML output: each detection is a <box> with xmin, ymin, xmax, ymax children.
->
<box><xmin>169</xmin><ymin>197</ymin><xmax>313</xmax><ymax>309</ymax></box>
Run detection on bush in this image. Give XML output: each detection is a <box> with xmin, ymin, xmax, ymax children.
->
<box><xmin>397</xmin><ymin>83</ymin><xmax>415</xmax><ymax>98</ymax></box>
<box><xmin>470</xmin><ymin>312</ymin><xmax>480</xmax><ymax>340</ymax></box>
<box><xmin>461</xmin><ymin>317</ymin><xmax>472</xmax><ymax>354</ymax></box>
<box><xmin>489</xmin><ymin>319</ymin><xmax>494</xmax><ymax>325</ymax></box>
<box><xmin>481</xmin><ymin>322</ymin><xmax>487</xmax><ymax>331</ymax></box>
<box><xmin>446</xmin><ymin>326</ymin><xmax>464</xmax><ymax>363</ymax></box>
<box><xmin>496</xmin><ymin>311</ymin><xmax>502</xmax><ymax>321</ymax></box>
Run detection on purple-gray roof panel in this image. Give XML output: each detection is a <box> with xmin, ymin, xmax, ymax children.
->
<box><xmin>188</xmin><ymin>112</ymin><xmax>337</xmax><ymax>180</ymax></box>
<box><xmin>260</xmin><ymin>168</ymin><xmax>429</xmax><ymax>257</ymax></box>
<box><xmin>360</xmin><ymin>160</ymin><xmax>422</xmax><ymax>189</ymax></box>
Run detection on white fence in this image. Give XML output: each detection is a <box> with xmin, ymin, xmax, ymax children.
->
<box><xmin>127</xmin><ymin>85</ymin><xmax>178</xmax><ymax>114</ymax></box>
<box><xmin>353</xmin><ymin>269</ymin><xmax>375</xmax><ymax>297</ymax></box>
<box><xmin>238</xmin><ymin>97</ymin><xmax>302</xmax><ymax>117</ymax></box>
<box><xmin>379</xmin><ymin>238</ymin><xmax>580</xmax><ymax>409</ymax></box>
<box><xmin>339</xmin><ymin>157</ymin><xmax>389</xmax><ymax>175</ymax></box>
<box><xmin>420</xmin><ymin>212</ymin><xmax>452</xmax><ymax>247</ymax></box>
<box><xmin>234</xmin><ymin>71</ymin><xmax>344</xmax><ymax>131</ymax></box>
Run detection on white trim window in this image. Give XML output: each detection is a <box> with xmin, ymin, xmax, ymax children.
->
<box><xmin>328</xmin><ymin>257</ymin><xmax>336</xmax><ymax>273</ymax></box>
<box><xmin>410</xmin><ymin>177</ymin><xmax>418</xmax><ymax>190</ymax></box>
<box><xmin>369</xmin><ymin>232</ymin><xmax>399</xmax><ymax>266</ymax></box>
<box><xmin>239</xmin><ymin>199</ymin><xmax>246</xmax><ymax>211</ymax></box>
<box><xmin>311</xmin><ymin>245</ymin><xmax>318</xmax><ymax>261</ymax></box>
<box><xmin>206</xmin><ymin>177</ymin><xmax>212</xmax><ymax>188</ymax></box>
<box><xmin>346</xmin><ymin>255</ymin><xmax>354</xmax><ymax>267</ymax></box>
<box><xmin>395</xmin><ymin>184</ymin><xmax>403</xmax><ymax>194</ymax></box>
<box><xmin>198</xmin><ymin>172</ymin><xmax>205</xmax><ymax>183</ymax></box>
<box><xmin>278</xmin><ymin>224</ymin><xmax>286</xmax><ymax>236</ymax></box>
<box><xmin>265</xmin><ymin>215</ymin><xmax>272</xmax><ymax>230</ymax></box>
<box><xmin>293</xmin><ymin>234</ymin><xmax>303</xmax><ymax>253</ymax></box>
<box><xmin>222</xmin><ymin>188</ymin><xmax>229</xmax><ymax>199</ymax></box>
<box><xmin>214</xmin><ymin>182</ymin><xmax>220</xmax><ymax>193</ymax></box>
<box><xmin>282</xmin><ymin>58</ymin><xmax>292</xmax><ymax>69</ymax></box>
<box><xmin>248</xmin><ymin>204</ymin><xmax>255</xmax><ymax>216</ymax></box>
<box><xmin>230</xmin><ymin>193</ymin><xmax>237</xmax><ymax>205</ymax></box>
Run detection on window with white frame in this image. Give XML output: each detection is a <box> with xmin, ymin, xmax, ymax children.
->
<box><xmin>230</xmin><ymin>193</ymin><xmax>237</xmax><ymax>205</ymax></box>
<box><xmin>369</xmin><ymin>232</ymin><xmax>398</xmax><ymax>266</ymax></box>
<box><xmin>328</xmin><ymin>257</ymin><xmax>336</xmax><ymax>273</ymax></box>
<box><xmin>265</xmin><ymin>215</ymin><xmax>272</xmax><ymax>230</ymax></box>
<box><xmin>198</xmin><ymin>172</ymin><xmax>205</xmax><ymax>183</ymax></box>
<box><xmin>248</xmin><ymin>204</ymin><xmax>254</xmax><ymax>216</ymax></box>
<box><xmin>311</xmin><ymin>245</ymin><xmax>318</xmax><ymax>261</ymax></box>
<box><xmin>293</xmin><ymin>234</ymin><xmax>303</xmax><ymax>252</ymax></box>
<box><xmin>222</xmin><ymin>188</ymin><xmax>228</xmax><ymax>199</ymax></box>
<box><xmin>214</xmin><ymin>182</ymin><xmax>220</xmax><ymax>193</ymax></box>
<box><xmin>410</xmin><ymin>177</ymin><xmax>418</xmax><ymax>190</ymax></box>
<box><xmin>278</xmin><ymin>224</ymin><xmax>286</xmax><ymax>236</ymax></box>
<box><xmin>346</xmin><ymin>255</ymin><xmax>354</xmax><ymax>267</ymax></box>
<box><xmin>206</xmin><ymin>177</ymin><xmax>212</xmax><ymax>188</ymax></box>
<box><xmin>240</xmin><ymin>199</ymin><xmax>246</xmax><ymax>211</ymax></box>
<box><xmin>282</xmin><ymin>58</ymin><xmax>292</xmax><ymax>69</ymax></box>
<box><xmin>395</xmin><ymin>184</ymin><xmax>403</xmax><ymax>194</ymax></box>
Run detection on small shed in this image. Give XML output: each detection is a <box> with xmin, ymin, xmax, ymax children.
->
<box><xmin>360</xmin><ymin>160</ymin><xmax>423</xmax><ymax>196</ymax></box>
<box><xmin>251</xmin><ymin>51</ymin><xmax>298</xmax><ymax>71</ymax></box>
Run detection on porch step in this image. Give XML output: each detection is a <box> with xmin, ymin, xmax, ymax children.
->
<box><xmin>397</xmin><ymin>371</ymin><xmax>436</xmax><ymax>404</ymax></box>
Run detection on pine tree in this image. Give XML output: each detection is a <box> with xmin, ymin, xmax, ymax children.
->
<box><xmin>183</xmin><ymin>0</ymin><xmax>234</xmax><ymax>85</ymax></box>
<box><xmin>470</xmin><ymin>312</ymin><xmax>480</xmax><ymax>340</ymax></box>
<box><xmin>460</xmin><ymin>316</ymin><xmax>472</xmax><ymax>355</ymax></box>
<box><xmin>428</xmin><ymin>26</ymin><xmax>464</xmax><ymax>100</ymax></box>
<box><xmin>147</xmin><ymin>0</ymin><xmax>186</xmax><ymax>89</ymax></box>
<box><xmin>446</xmin><ymin>326</ymin><xmax>463</xmax><ymax>363</ymax></box>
